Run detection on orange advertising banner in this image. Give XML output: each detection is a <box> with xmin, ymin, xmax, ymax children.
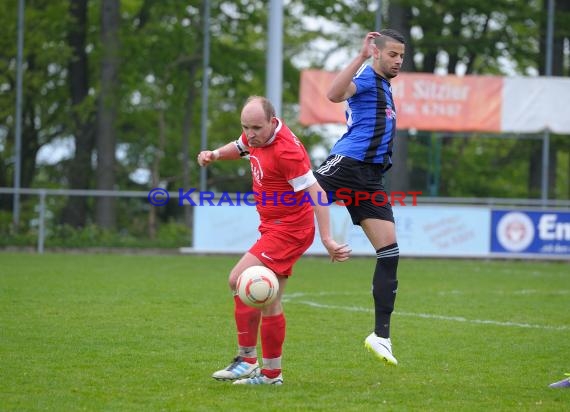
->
<box><xmin>299</xmin><ymin>70</ymin><xmax>504</xmax><ymax>132</ymax></box>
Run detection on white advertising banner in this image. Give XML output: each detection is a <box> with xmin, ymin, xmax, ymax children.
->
<box><xmin>193</xmin><ymin>203</ymin><xmax>260</xmax><ymax>253</ymax></box>
<box><xmin>307</xmin><ymin>204</ymin><xmax>491</xmax><ymax>257</ymax></box>
<box><xmin>501</xmin><ymin>77</ymin><xmax>570</xmax><ymax>134</ymax></box>
<box><xmin>193</xmin><ymin>204</ymin><xmax>491</xmax><ymax>257</ymax></box>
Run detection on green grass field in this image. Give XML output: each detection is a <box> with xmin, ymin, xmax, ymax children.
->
<box><xmin>1</xmin><ymin>253</ymin><xmax>568</xmax><ymax>411</ymax></box>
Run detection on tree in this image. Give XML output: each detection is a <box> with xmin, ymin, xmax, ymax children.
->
<box><xmin>0</xmin><ymin>1</ymin><xmax>70</xmax><ymax>211</ymax></box>
<box><xmin>60</xmin><ymin>0</ymin><xmax>96</xmax><ymax>228</ymax></box>
<box><xmin>96</xmin><ymin>0</ymin><xmax>120</xmax><ymax>229</ymax></box>
<box><xmin>386</xmin><ymin>2</ymin><xmax>415</xmax><ymax>192</ymax></box>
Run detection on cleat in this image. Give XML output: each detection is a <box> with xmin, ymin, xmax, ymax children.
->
<box><xmin>212</xmin><ymin>356</ymin><xmax>259</xmax><ymax>381</ymax></box>
<box><xmin>364</xmin><ymin>332</ymin><xmax>398</xmax><ymax>366</ymax></box>
<box><xmin>233</xmin><ymin>373</ymin><xmax>283</xmax><ymax>385</ymax></box>
<box><xmin>549</xmin><ymin>373</ymin><xmax>570</xmax><ymax>388</ymax></box>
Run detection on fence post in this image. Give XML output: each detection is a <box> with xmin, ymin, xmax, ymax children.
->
<box><xmin>38</xmin><ymin>190</ymin><xmax>46</xmax><ymax>254</ymax></box>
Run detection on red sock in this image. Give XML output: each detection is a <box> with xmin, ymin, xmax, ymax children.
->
<box><xmin>262</xmin><ymin>368</ymin><xmax>282</xmax><ymax>379</ymax></box>
<box><xmin>234</xmin><ymin>295</ymin><xmax>261</xmax><ymax>348</ymax></box>
<box><xmin>260</xmin><ymin>313</ymin><xmax>285</xmax><ymax>378</ymax></box>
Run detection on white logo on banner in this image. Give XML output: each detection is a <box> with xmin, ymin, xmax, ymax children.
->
<box><xmin>497</xmin><ymin>212</ymin><xmax>535</xmax><ymax>252</ymax></box>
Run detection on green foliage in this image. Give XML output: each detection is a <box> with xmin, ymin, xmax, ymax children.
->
<box><xmin>43</xmin><ymin>221</ymin><xmax>190</xmax><ymax>248</ymax></box>
<box><xmin>555</xmin><ymin>141</ymin><xmax>570</xmax><ymax>199</ymax></box>
<box><xmin>407</xmin><ymin>134</ymin><xmax>540</xmax><ymax>197</ymax></box>
<box><xmin>0</xmin><ymin>220</ymin><xmax>191</xmax><ymax>249</ymax></box>
<box><xmin>0</xmin><ymin>254</ymin><xmax>568</xmax><ymax>410</ymax></box>
<box><xmin>0</xmin><ymin>0</ymin><xmax>72</xmax><ymax>190</ymax></box>
<box><xmin>404</xmin><ymin>0</ymin><xmax>541</xmax><ymax>74</ymax></box>
<box><xmin>0</xmin><ymin>194</ymin><xmax>191</xmax><ymax>249</ymax></box>
<box><xmin>0</xmin><ymin>210</ymin><xmax>36</xmax><ymax>246</ymax></box>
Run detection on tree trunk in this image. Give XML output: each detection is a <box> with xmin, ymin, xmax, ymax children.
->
<box><xmin>386</xmin><ymin>2</ymin><xmax>414</xmax><ymax>192</ymax></box>
<box><xmin>61</xmin><ymin>0</ymin><xmax>94</xmax><ymax>228</ymax></box>
<box><xmin>96</xmin><ymin>0</ymin><xmax>120</xmax><ymax>229</ymax></box>
<box><xmin>22</xmin><ymin>106</ymin><xmax>40</xmax><ymax>190</ymax></box>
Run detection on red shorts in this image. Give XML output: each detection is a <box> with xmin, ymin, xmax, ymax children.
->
<box><xmin>249</xmin><ymin>225</ymin><xmax>315</xmax><ymax>276</ymax></box>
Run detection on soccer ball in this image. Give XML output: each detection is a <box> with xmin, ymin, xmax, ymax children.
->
<box><xmin>237</xmin><ymin>266</ymin><xmax>279</xmax><ymax>308</ymax></box>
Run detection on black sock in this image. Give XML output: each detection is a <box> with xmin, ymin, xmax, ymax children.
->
<box><xmin>372</xmin><ymin>243</ymin><xmax>399</xmax><ymax>338</ymax></box>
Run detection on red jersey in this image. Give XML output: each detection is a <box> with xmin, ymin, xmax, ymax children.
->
<box><xmin>239</xmin><ymin>119</ymin><xmax>316</xmax><ymax>229</ymax></box>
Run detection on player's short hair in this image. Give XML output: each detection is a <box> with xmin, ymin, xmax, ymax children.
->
<box><xmin>244</xmin><ymin>96</ymin><xmax>276</xmax><ymax>121</ymax></box>
<box><xmin>374</xmin><ymin>29</ymin><xmax>406</xmax><ymax>49</ymax></box>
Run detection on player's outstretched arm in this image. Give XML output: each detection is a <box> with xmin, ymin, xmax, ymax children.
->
<box><xmin>197</xmin><ymin>141</ymin><xmax>241</xmax><ymax>166</ymax></box>
<box><xmin>304</xmin><ymin>181</ymin><xmax>351</xmax><ymax>262</ymax></box>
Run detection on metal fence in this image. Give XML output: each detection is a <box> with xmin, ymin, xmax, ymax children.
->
<box><xmin>1</xmin><ymin>187</ymin><xmax>569</xmax><ymax>254</ymax></box>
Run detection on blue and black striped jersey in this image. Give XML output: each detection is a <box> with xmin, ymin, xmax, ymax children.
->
<box><xmin>330</xmin><ymin>64</ymin><xmax>397</xmax><ymax>169</ymax></box>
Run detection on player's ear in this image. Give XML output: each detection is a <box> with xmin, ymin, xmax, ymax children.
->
<box><xmin>372</xmin><ymin>44</ymin><xmax>381</xmax><ymax>60</ymax></box>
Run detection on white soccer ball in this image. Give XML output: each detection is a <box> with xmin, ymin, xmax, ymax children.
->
<box><xmin>237</xmin><ymin>266</ymin><xmax>279</xmax><ymax>308</ymax></box>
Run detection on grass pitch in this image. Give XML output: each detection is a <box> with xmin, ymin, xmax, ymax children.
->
<box><xmin>0</xmin><ymin>253</ymin><xmax>568</xmax><ymax>411</ymax></box>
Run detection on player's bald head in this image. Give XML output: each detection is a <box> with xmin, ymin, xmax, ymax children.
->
<box><xmin>242</xmin><ymin>96</ymin><xmax>276</xmax><ymax>122</ymax></box>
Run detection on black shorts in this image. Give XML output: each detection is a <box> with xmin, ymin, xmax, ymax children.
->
<box><xmin>314</xmin><ymin>155</ymin><xmax>394</xmax><ymax>225</ymax></box>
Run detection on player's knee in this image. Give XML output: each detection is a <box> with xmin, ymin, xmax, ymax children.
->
<box><xmin>228</xmin><ymin>270</ymin><xmax>241</xmax><ymax>290</ymax></box>
<box><xmin>261</xmin><ymin>299</ymin><xmax>283</xmax><ymax>316</ymax></box>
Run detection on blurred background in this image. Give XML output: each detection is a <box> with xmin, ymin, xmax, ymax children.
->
<box><xmin>1</xmin><ymin>0</ymin><xmax>569</xmax><ymax>253</ymax></box>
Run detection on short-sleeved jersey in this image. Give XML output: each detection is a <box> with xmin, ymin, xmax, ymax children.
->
<box><xmin>239</xmin><ymin>119</ymin><xmax>316</xmax><ymax>229</ymax></box>
<box><xmin>330</xmin><ymin>64</ymin><xmax>397</xmax><ymax>169</ymax></box>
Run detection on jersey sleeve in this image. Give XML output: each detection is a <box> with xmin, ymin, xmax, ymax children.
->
<box><xmin>236</xmin><ymin>134</ymin><xmax>250</xmax><ymax>158</ymax></box>
<box><xmin>288</xmin><ymin>170</ymin><xmax>317</xmax><ymax>192</ymax></box>
<box><xmin>278</xmin><ymin>147</ymin><xmax>314</xmax><ymax>192</ymax></box>
<box><xmin>352</xmin><ymin>64</ymin><xmax>374</xmax><ymax>95</ymax></box>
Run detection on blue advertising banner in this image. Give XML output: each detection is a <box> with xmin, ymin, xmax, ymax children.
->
<box><xmin>491</xmin><ymin>210</ymin><xmax>570</xmax><ymax>256</ymax></box>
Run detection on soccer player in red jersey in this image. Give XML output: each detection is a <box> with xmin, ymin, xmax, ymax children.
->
<box><xmin>197</xmin><ymin>96</ymin><xmax>351</xmax><ymax>385</ymax></box>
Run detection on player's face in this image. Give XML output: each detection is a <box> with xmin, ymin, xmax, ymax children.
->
<box><xmin>241</xmin><ymin>106</ymin><xmax>276</xmax><ymax>147</ymax></box>
<box><xmin>375</xmin><ymin>40</ymin><xmax>405</xmax><ymax>79</ymax></box>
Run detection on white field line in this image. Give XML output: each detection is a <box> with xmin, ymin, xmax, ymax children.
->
<box><xmin>283</xmin><ymin>293</ymin><xmax>568</xmax><ymax>331</ymax></box>
<box><xmin>437</xmin><ymin>289</ymin><xmax>570</xmax><ymax>296</ymax></box>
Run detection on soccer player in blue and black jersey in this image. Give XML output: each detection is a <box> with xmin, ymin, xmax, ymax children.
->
<box><xmin>315</xmin><ymin>29</ymin><xmax>406</xmax><ymax>366</ymax></box>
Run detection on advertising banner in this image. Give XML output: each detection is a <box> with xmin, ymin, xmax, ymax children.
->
<box><xmin>307</xmin><ymin>205</ymin><xmax>490</xmax><ymax>257</ymax></box>
<box><xmin>193</xmin><ymin>203</ymin><xmax>491</xmax><ymax>257</ymax></box>
<box><xmin>299</xmin><ymin>70</ymin><xmax>570</xmax><ymax>134</ymax></box>
<box><xmin>491</xmin><ymin>210</ymin><xmax>570</xmax><ymax>256</ymax></box>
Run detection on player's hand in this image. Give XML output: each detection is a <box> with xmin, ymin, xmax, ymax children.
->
<box><xmin>360</xmin><ymin>31</ymin><xmax>381</xmax><ymax>60</ymax></box>
<box><xmin>197</xmin><ymin>150</ymin><xmax>219</xmax><ymax>167</ymax></box>
<box><xmin>322</xmin><ymin>238</ymin><xmax>351</xmax><ymax>262</ymax></box>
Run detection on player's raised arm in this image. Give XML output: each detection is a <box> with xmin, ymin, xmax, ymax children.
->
<box><xmin>327</xmin><ymin>31</ymin><xmax>380</xmax><ymax>103</ymax></box>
